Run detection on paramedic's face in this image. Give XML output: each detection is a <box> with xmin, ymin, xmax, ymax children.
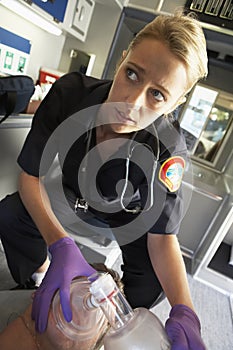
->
<box><xmin>104</xmin><ymin>38</ymin><xmax>188</xmax><ymax>133</ymax></box>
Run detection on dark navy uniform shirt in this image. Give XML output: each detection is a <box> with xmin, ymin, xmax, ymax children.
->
<box><xmin>17</xmin><ymin>72</ymin><xmax>187</xmax><ymax>237</ymax></box>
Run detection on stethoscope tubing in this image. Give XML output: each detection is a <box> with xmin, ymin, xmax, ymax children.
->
<box><xmin>77</xmin><ymin>122</ymin><xmax>160</xmax><ymax>214</ymax></box>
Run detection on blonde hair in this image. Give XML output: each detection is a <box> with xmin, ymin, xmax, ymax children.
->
<box><xmin>125</xmin><ymin>10</ymin><xmax>208</xmax><ymax>92</ymax></box>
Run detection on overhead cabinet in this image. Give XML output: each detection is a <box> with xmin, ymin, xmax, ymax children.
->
<box><xmin>61</xmin><ymin>0</ymin><xmax>95</xmax><ymax>42</ymax></box>
<box><xmin>31</xmin><ymin>0</ymin><xmax>69</xmax><ymax>22</ymax></box>
<box><xmin>28</xmin><ymin>0</ymin><xmax>95</xmax><ymax>41</ymax></box>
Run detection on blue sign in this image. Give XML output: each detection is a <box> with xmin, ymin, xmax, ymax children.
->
<box><xmin>0</xmin><ymin>27</ymin><xmax>31</xmax><ymax>54</ymax></box>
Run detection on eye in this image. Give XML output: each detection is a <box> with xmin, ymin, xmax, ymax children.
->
<box><xmin>126</xmin><ymin>68</ymin><xmax>138</xmax><ymax>82</ymax></box>
<box><xmin>151</xmin><ymin>89</ymin><xmax>164</xmax><ymax>102</ymax></box>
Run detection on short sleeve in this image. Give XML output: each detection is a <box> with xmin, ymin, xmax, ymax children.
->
<box><xmin>17</xmin><ymin>72</ymin><xmax>111</xmax><ymax>177</ymax></box>
<box><xmin>17</xmin><ymin>82</ymin><xmax>62</xmax><ymax>176</ymax></box>
<box><xmin>146</xmin><ymin>118</ymin><xmax>188</xmax><ymax>235</ymax></box>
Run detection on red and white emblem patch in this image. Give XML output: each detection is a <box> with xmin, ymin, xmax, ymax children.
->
<box><xmin>159</xmin><ymin>156</ymin><xmax>185</xmax><ymax>192</ymax></box>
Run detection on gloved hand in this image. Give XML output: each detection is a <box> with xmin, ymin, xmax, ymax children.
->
<box><xmin>165</xmin><ymin>304</ymin><xmax>206</xmax><ymax>350</ymax></box>
<box><xmin>31</xmin><ymin>236</ymin><xmax>96</xmax><ymax>333</ymax></box>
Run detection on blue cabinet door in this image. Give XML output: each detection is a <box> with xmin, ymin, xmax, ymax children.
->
<box><xmin>32</xmin><ymin>0</ymin><xmax>68</xmax><ymax>22</ymax></box>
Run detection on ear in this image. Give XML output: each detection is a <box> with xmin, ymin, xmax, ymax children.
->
<box><xmin>178</xmin><ymin>96</ymin><xmax>187</xmax><ymax>105</ymax></box>
<box><xmin>116</xmin><ymin>50</ymin><xmax>127</xmax><ymax>69</ymax></box>
<box><xmin>173</xmin><ymin>96</ymin><xmax>187</xmax><ymax>111</ymax></box>
<box><xmin>122</xmin><ymin>50</ymin><xmax>127</xmax><ymax>59</ymax></box>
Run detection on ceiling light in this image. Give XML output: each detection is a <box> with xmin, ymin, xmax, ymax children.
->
<box><xmin>0</xmin><ymin>0</ymin><xmax>62</xmax><ymax>36</ymax></box>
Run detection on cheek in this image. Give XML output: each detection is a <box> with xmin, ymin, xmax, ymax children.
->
<box><xmin>107</xmin><ymin>84</ymin><xmax>120</xmax><ymax>102</ymax></box>
<box><xmin>107</xmin><ymin>72</ymin><xmax>127</xmax><ymax>103</ymax></box>
<box><xmin>153</xmin><ymin>99</ymin><xmax>179</xmax><ymax>117</ymax></box>
<box><xmin>45</xmin><ymin>311</ymin><xmax>75</xmax><ymax>349</ymax></box>
<box><xmin>45</xmin><ymin>303</ymin><xmax>108</xmax><ymax>350</ymax></box>
<box><xmin>138</xmin><ymin>107</ymin><xmax>161</xmax><ymax>129</ymax></box>
<box><xmin>45</xmin><ymin>316</ymin><xmax>108</xmax><ymax>350</ymax></box>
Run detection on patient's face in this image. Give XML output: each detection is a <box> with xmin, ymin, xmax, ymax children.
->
<box><xmin>25</xmin><ymin>278</ymin><xmax>108</xmax><ymax>350</ymax></box>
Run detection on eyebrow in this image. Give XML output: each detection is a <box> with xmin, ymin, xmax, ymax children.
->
<box><xmin>127</xmin><ymin>61</ymin><xmax>171</xmax><ymax>97</ymax></box>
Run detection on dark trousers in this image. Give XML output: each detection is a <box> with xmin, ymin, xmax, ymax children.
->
<box><xmin>0</xmin><ymin>192</ymin><xmax>163</xmax><ymax>309</ymax></box>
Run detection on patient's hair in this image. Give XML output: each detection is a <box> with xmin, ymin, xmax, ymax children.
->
<box><xmin>92</xmin><ymin>262</ymin><xmax>123</xmax><ymax>292</ymax></box>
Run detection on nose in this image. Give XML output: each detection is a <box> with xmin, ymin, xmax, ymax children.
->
<box><xmin>125</xmin><ymin>88</ymin><xmax>146</xmax><ymax>111</ymax></box>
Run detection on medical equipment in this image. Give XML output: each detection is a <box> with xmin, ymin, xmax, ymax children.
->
<box><xmin>89</xmin><ymin>273</ymin><xmax>171</xmax><ymax>350</ymax></box>
<box><xmin>52</xmin><ymin>271</ymin><xmax>170</xmax><ymax>349</ymax></box>
<box><xmin>75</xmin><ymin>122</ymin><xmax>160</xmax><ymax>214</ymax></box>
<box><xmin>52</xmin><ymin>277</ymin><xmax>106</xmax><ymax>342</ymax></box>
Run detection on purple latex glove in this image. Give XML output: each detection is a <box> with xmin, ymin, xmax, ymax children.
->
<box><xmin>31</xmin><ymin>236</ymin><xmax>96</xmax><ymax>333</ymax></box>
<box><xmin>165</xmin><ymin>304</ymin><xmax>206</xmax><ymax>350</ymax></box>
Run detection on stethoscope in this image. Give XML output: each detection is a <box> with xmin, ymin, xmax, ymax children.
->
<box><xmin>75</xmin><ymin>122</ymin><xmax>160</xmax><ymax>215</ymax></box>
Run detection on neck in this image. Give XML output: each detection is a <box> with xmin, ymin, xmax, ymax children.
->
<box><xmin>96</xmin><ymin>124</ymin><xmax>117</xmax><ymax>141</ymax></box>
<box><xmin>95</xmin><ymin>125</ymin><xmax>131</xmax><ymax>163</ymax></box>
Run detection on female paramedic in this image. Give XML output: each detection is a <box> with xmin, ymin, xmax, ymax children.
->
<box><xmin>0</xmin><ymin>10</ymin><xmax>208</xmax><ymax>349</ymax></box>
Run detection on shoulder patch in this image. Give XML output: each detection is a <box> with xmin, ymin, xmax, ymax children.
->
<box><xmin>159</xmin><ymin>156</ymin><xmax>185</xmax><ymax>192</ymax></box>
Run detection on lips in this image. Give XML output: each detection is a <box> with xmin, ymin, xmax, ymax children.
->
<box><xmin>115</xmin><ymin>107</ymin><xmax>137</xmax><ymax>125</ymax></box>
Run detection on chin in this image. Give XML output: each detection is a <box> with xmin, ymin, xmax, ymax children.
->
<box><xmin>111</xmin><ymin>123</ymin><xmax>139</xmax><ymax>134</ymax></box>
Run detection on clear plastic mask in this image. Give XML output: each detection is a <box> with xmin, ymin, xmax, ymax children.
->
<box><xmin>52</xmin><ymin>277</ymin><xmax>106</xmax><ymax>344</ymax></box>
